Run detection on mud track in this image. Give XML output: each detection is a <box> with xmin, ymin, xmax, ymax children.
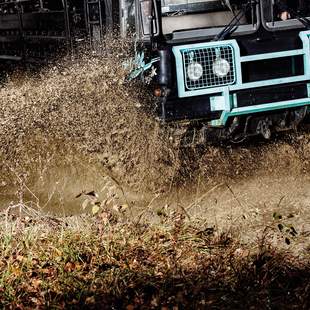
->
<box><xmin>0</xmin><ymin>50</ymin><xmax>309</xmax><ymax>254</ymax></box>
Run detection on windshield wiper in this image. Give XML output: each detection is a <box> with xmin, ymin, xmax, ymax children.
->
<box><xmin>213</xmin><ymin>0</ymin><xmax>257</xmax><ymax>41</ymax></box>
<box><xmin>222</xmin><ymin>0</ymin><xmax>233</xmax><ymax>12</ymax></box>
<box><xmin>276</xmin><ymin>1</ymin><xmax>310</xmax><ymax>29</ymax></box>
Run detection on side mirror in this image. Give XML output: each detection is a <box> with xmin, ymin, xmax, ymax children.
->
<box><xmin>137</xmin><ymin>0</ymin><xmax>159</xmax><ymax>40</ymax></box>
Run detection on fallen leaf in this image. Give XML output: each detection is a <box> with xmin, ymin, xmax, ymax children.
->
<box><xmin>82</xmin><ymin>199</ymin><xmax>89</xmax><ymax>210</ymax></box>
<box><xmin>85</xmin><ymin>296</ymin><xmax>95</xmax><ymax>304</ymax></box>
<box><xmin>92</xmin><ymin>205</ymin><xmax>100</xmax><ymax>215</ymax></box>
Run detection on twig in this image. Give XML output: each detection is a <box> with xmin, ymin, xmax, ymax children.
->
<box><xmin>225</xmin><ymin>183</ymin><xmax>246</xmax><ymax>214</ymax></box>
<box><xmin>134</xmin><ymin>194</ymin><xmax>160</xmax><ymax>226</ymax></box>
<box><xmin>6</xmin><ymin>165</ymin><xmax>39</xmax><ymax>205</ymax></box>
<box><xmin>186</xmin><ymin>183</ymin><xmax>224</xmax><ymax>211</ymax></box>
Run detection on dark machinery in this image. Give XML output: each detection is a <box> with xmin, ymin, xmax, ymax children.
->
<box><xmin>0</xmin><ymin>0</ymin><xmax>119</xmax><ymax>62</ymax></box>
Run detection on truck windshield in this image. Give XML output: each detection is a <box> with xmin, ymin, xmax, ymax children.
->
<box><xmin>161</xmin><ymin>0</ymin><xmax>257</xmax><ymax>35</ymax></box>
<box><xmin>263</xmin><ymin>0</ymin><xmax>310</xmax><ymax>30</ymax></box>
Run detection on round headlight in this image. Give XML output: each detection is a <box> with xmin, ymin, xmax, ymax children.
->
<box><xmin>212</xmin><ymin>58</ymin><xmax>230</xmax><ymax>78</ymax></box>
<box><xmin>187</xmin><ymin>62</ymin><xmax>203</xmax><ymax>81</ymax></box>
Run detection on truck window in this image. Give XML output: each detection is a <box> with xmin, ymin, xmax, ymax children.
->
<box><xmin>263</xmin><ymin>0</ymin><xmax>310</xmax><ymax>30</ymax></box>
<box><xmin>161</xmin><ymin>0</ymin><xmax>256</xmax><ymax>35</ymax></box>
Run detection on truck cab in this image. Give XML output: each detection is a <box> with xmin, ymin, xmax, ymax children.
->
<box><xmin>134</xmin><ymin>0</ymin><xmax>310</xmax><ymax>142</ymax></box>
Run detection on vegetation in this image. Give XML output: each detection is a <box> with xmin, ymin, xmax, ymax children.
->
<box><xmin>0</xmin><ymin>204</ymin><xmax>309</xmax><ymax>309</ymax></box>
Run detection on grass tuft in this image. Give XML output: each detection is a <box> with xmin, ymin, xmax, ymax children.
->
<box><xmin>0</xmin><ymin>205</ymin><xmax>309</xmax><ymax>309</ymax></box>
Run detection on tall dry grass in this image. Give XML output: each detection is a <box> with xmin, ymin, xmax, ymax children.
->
<box><xmin>0</xmin><ymin>204</ymin><xmax>309</xmax><ymax>309</ymax></box>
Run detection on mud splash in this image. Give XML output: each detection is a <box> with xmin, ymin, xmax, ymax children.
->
<box><xmin>0</xmin><ymin>44</ymin><xmax>309</xmax><ymax>215</ymax></box>
<box><xmin>0</xmin><ymin>45</ymin><xmax>180</xmax><ymax>213</ymax></box>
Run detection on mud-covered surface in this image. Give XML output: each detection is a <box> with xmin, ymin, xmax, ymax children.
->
<box><xmin>0</xmin><ymin>48</ymin><xmax>309</xmax><ymax>255</ymax></box>
<box><xmin>0</xmin><ymin>49</ymin><xmax>178</xmax><ymax>194</ymax></box>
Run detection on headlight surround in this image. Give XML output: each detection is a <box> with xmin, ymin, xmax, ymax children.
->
<box><xmin>212</xmin><ymin>58</ymin><xmax>231</xmax><ymax>78</ymax></box>
<box><xmin>187</xmin><ymin>62</ymin><xmax>203</xmax><ymax>81</ymax></box>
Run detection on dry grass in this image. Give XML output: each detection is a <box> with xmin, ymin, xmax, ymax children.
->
<box><xmin>0</xmin><ymin>204</ymin><xmax>309</xmax><ymax>309</ymax></box>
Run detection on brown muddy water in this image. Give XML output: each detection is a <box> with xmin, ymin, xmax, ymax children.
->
<box><xmin>0</xmin><ymin>49</ymin><xmax>309</xmax><ymax>246</ymax></box>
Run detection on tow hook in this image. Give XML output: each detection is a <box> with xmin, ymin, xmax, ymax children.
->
<box><xmin>257</xmin><ymin>119</ymin><xmax>272</xmax><ymax>139</ymax></box>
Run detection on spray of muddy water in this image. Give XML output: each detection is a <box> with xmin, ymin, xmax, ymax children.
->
<box><xmin>0</xmin><ymin>42</ymin><xmax>309</xmax><ymax>218</ymax></box>
<box><xmin>0</xmin><ymin>43</ymin><xmax>184</xmax><ymax>214</ymax></box>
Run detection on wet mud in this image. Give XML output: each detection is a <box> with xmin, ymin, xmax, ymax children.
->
<box><xmin>0</xmin><ymin>49</ymin><xmax>309</xmax><ymax>230</ymax></box>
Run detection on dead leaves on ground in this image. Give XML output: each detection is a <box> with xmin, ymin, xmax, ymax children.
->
<box><xmin>0</xmin><ymin>210</ymin><xmax>308</xmax><ymax>309</ymax></box>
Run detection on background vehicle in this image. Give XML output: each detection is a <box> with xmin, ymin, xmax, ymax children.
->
<box><xmin>1</xmin><ymin>0</ymin><xmax>309</xmax><ymax>143</ymax></box>
<box><xmin>0</xmin><ymin>0</ymin><xmax>120</xmax><ymax>61</ymax></box>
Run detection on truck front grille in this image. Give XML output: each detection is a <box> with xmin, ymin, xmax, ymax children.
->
<box><xmin>182</xmin><ymin>45</ymin><xmax>236</xmax><ymax>90</ymax></box>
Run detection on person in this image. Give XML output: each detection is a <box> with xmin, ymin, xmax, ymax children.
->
<box><xmin>276</xmin><ymin>0</ymin><xmax>309</xmax><ymax>21</ymax></box>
